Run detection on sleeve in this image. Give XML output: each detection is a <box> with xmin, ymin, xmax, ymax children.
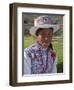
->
<box><xmin>51</xmin><ymin>57</ymin><xmax>57</xmax><ymax>73</ymax></box>
<box><xmin>23</xmin><ymin>50</ymin><xmax>31</xmax><ymax>75</ymax></box>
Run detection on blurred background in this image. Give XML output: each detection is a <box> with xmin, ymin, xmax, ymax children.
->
<box><xmin>22</xmin><ymin>13</ymin><xmax>63</xmax><ymax>73</ymax></box>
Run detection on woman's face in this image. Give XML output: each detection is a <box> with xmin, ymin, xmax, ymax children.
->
<box><xmin>36</xmin><ymin>28</ymin><xmax>53</xmax><ymax>48</ymax></box>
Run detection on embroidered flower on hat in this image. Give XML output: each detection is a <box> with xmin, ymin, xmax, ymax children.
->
<box><xmin>43</xmin><ymin>17</ymin><xmax>54</xmax><ymax>24</ymax></box>
<box><xmin>35</xmin><ymin>16</ymin><xmax>54</xmax><ymax>25</ymax></box>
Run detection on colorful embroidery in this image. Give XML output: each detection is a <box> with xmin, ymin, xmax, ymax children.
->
<box><xmin>51</xmin><ymin>51</ymin><xmax>56</xmax><ymax>60</ymax></box>
<box><xmin>24</xmin><ymin>43</ymin><xmax>56</xmax><ymax>74</ymax></box>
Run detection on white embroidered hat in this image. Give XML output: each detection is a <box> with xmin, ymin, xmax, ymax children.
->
<box><xmin>30</xmin><ymin>15</ymin><xmax>60</xmax><ymax>36</ymax></box>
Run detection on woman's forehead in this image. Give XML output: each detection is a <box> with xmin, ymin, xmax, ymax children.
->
<box><xmin>39</xmin><ymin>28</ymin><xmax>53</xmax><ymax>33</ymax></box>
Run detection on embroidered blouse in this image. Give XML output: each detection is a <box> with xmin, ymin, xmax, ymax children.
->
<box><xmin>23</xmin><ymin>43</ymin><xmax>57</xmax><ymax>74</ymax></box>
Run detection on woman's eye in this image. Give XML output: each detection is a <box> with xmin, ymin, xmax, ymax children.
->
<box><xmin>41</xmin><ymin>33</ymin><xmax>45</xmax><ymax>36</ymax></box>
<box><xmin>42</xmin><ymin>34</ymin><xmax>45</xmax><ymax>35</ymax></box>
<box><xmin>48</xmin><ymin>33</ymin><xmax>53</xmax><ymax>36</ymax></box>
<box><xmin>48</xmin><ymin>34</ymin><xmax>52</xmax><ymax>36</ymax></box>
<box><xmin>40</xmin><ymin>33</ymin><xmax>52</xmax><ymax>36</ymax></box>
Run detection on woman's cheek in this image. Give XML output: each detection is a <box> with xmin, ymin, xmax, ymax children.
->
<box><xmin>37</xmin><ymin>36</ymin><xmax>42</xmax><ymax>42</ymax></box>
<box><xmin>39</xmin><ymin>36</ymin><xmax>43</xmax><ymax>41</ymax></box>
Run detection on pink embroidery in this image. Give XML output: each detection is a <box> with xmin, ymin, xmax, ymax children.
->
<box><xmin>51</xmin><ymin>52</ymin><xmax>56</xmax><ymax>60</ymax></box>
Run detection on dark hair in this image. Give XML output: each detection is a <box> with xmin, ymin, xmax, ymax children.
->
<box><xmin>36</xmin><ymin>28</ymin><xmax>53</xmax><ymax>36</ymax></box>
<box><xmin>49</xmin><ymin>43</ymin><xmax>53</xmax><ymax>50</ymax></box>
<box><xmin>36</xmin><ymin>28</ymin><xmax>43</xmax><ymax>36</ymax></box>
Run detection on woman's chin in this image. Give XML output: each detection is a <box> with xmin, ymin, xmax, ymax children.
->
<box><xmin>42</xmin><ymin>43</ymin><xmax>49</xmax><ymax>48</ymax></box>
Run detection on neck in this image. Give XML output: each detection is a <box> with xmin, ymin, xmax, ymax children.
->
<box><xmin>36</xmin><ymin>41</ymin><xmax>49</xmax><ymax>49</ymax></box>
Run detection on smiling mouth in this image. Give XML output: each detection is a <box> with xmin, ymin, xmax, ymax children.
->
<box><xmin>44</xmin><ymin>41</ymin><xmax>49</xmax><ymax>43</ymax></box>
<box><xmin>43</xmin><ymin>42</ymin><xmax>49</xmax><ymax>45</ymax></box>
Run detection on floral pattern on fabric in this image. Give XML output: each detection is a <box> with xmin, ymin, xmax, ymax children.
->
<box><xmin>24</xmin><ymin>43</ymin><xmax>56</xmax><ymax>74</ymax></box>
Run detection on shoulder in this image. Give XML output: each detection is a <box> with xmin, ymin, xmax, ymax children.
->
<box><xmin>49</xmin><ymin>48</ymin><xmax>56</xmax><ymax>55</ymax></box>
<box><xmin>24</xmin><ymin>43</ymin><xmax>37</xmax><ymax>54</ymax></box>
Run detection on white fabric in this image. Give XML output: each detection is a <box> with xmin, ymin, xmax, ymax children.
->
<box><xmin>30</xmin><ymin>24</ymin><xmax>60</xmax><ymax>36</ymax></box>
<box><xmin>24</xmin><ymin>51</ymin><xmax>31</xmax><ymax>74</ymax></box>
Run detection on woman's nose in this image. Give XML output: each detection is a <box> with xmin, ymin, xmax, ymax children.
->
<box><xmin>45</xmin><ymin>37</ymin><xmax>48</xmax><ymax>40</ymax></box>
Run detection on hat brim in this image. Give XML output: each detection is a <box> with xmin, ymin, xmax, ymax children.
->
<box><xmin>30</xmin><ymin>24</ymin><xmax>60</xmax><ymax>36</ymax></box>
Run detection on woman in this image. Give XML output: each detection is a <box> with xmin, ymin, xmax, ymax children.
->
<box><xmin>23</xmin><ymin>15</ymin><xmax>59</xmax><ymax>74</ymax></box>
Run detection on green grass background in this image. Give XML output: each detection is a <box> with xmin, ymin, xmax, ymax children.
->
<box><xmin>24</xmin><ymin>35</ymin><xmax>63</xmax><ymax>73</ymax></box>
